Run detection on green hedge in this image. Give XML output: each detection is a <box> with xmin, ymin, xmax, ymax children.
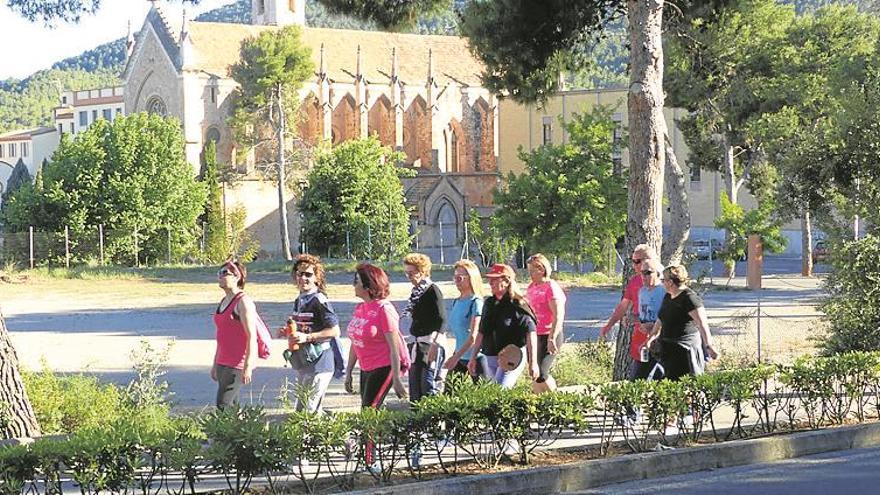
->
<box><xmin>4</xmin><ymin>352</ymin><xmax>880</xmax><ymax>495</ymax></box>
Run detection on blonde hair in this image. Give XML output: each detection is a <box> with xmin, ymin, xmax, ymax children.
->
<box><xmin>403</xmin><ymin>252</ymin><xmax>432</xmax><ymax>277</ymax></box>
<box><xmin>663</xmin><ymin>265</ymin><xmax>690</xmax><ymax>287</ymax></box>
<box><xmin>527</xmin><ymin>253</ymin><xmax>553</xmax><ymax>278</ymax></box>
<box><xmin>453</xmin><ymin>259</ymin><xmax>484</xmax><ymax>297</ymax></box>
<box><xmin>633</xmin><ymin>244</ymin><xmax>658</xmax><ymax>260</ymax></box>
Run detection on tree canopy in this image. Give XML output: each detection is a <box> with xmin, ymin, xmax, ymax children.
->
<box><xmin>493</xmin><ymin>106</ymin><xmax>627</xmax><ymax>267</ymax></box>
<box><xmin>299</xmin><ymin>138</ymin><xmax>414</xmax><ymax>260</ymax></box>
<box><xmin>0</xmin><ymin>113</ymin><xmax>206</xmax><ymax>264</ymax></box>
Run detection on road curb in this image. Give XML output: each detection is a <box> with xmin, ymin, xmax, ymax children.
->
<box><xmin>342</xmin><ymin>422</ymin><xmax>880</xmax><ymax>495</ymax></box>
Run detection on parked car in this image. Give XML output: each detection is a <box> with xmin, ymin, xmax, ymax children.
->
<box><xmin>812</xmin><ymin>240</ymin><xmax>830</xmax><ymax>264</ymax></box>
<box><xmin>685</xmin><ymin>239</ymin><xmax>712</xmax><ymax>260</ymax></box>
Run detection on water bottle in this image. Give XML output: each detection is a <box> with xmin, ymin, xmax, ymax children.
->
<box><xmin>639</xmin><ymin>345</ymin><xmax>650</xmax><ymax>363</ymax></box>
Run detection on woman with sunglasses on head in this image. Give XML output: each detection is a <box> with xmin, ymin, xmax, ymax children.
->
<box><xmin>443</xmin><ymin>259</ymin><xmax>490</xmax><ymax>380</ymax></box>
<box><xmin>599</xmin><ymin>244</ymin><xmax>658</xmax><ymax>380</ymax></box>
<box><xmin>525</xmin><ymin>253</ymin><xmax>567</xmax><ymax>393</ymax></box>
<box><xmin>282</xmin><ymin>254</ymin><xmax>340</xmax><ymax>414</ymax></box>
<box><xmin>468</xmin><ymin>263</ymin><xmax>538</xmax><ymax>388</ymax></box>
<box><xmin>212</xmin><ymin>260</ymin><xmax>259</xmax><ymax>409</ymax></box>
<box><xmin>645</xmin><ymin>265</ymin><xmax>720</xmax><ymax>381</ymax></box>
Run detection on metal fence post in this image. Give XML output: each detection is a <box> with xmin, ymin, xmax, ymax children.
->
<box><xmin>29</xmin><ymin>226</ymin><xmax>34</xmax><ymax>269</ymax></box>
<box><xmin>64</xmin><ymin>225</ymin><xmax>70</xmax><ymax>269</ymax></box>
<box><xmin>133</xmin><ymin>225</ymin><xmax>139</xmax><ymax>267</ymax></box>
<box><xmin>439</xmin><ymin>219</ymin><xmax>445</xmax><ymax>264</ymax></box>
<box><xmin>98</xmin><ymin>224</ymin><xmax>105</xmax><ymax>266</ymax></box>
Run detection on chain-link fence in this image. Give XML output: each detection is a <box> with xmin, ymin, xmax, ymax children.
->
<box><xmin>0</xmin><ymin>225</ymin><xmax>191</xmax><ymax>268</ymax></box>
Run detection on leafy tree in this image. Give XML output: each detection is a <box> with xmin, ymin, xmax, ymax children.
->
<box><xmin>665</xmin><ymin>0</ymin><xmax>795</xmax><ymax>206</ymax></box>
<box><xmin>299</xmin><ymin>138</ymin><xmax>414</xmax><ymax>260</ymax></box>
<box><xmin>1</xmin><ymin>113</ymin><xmax>206</xmax><ymax>265</ymax></box>
<box><xmin>713</xmin><ymin>195</ymin><xmax>786</xmax><ymax>283</ymax></box>
<box><xmin>466</xmin><ymin>208</ymin><xmax>517</xmax><ymax>267</ymax></box>
<box><xmin>201</xmin><ymin>141</ymin><xmax>227</xmax><ymax>263</ymax></box>
<box><xmin>1</xmin><ymin>159</ymin><xmax>33</xmax><ymax>205</ymax></box>
<box><xmin>230</xmin><ymin>25</ymin><xmax>314</xmax><ymax>261</ymax></box>
<box><xmin>493</xmin><ymin>106</ymin><xmax>627</xmax><ymax>269</ymax></box>
<box><xmin>820</xmin><ymin>235</ymin><xmax>880</xmax><ymax>354</ymax></box>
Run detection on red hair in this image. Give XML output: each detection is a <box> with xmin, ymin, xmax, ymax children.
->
<box><xmin>356</xmin><ymin>263</ymin><xmax>390</xmax><ymax>300</ymax></box>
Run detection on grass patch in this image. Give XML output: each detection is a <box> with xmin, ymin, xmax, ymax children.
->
<box><xmin>553</xmin><ymin>341</ymin><xmax>614</xmax><ymax>386</ymax></box>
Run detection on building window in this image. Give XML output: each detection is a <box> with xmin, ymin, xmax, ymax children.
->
<box><xmin>116</xmin><ymin>107</ymin><xmax>123</xmax><ymax>116</ymax></box>
<box><xmin>146</xmin><ymin>96</ymin><xmax>167</xmax><ymax>116</ymax></box>
<box><xmin>103</xmin><ymin>109</ymin><xmax>112</xmax><ymax>120</ymax></box>
<box><xmin>8</xmin><ymin>143</ymin><xmax>16</xmax><ymax>157</ymax></box>
<box><xmin>92</xmin><ymin>110</ymin><xmax>98</xmax><ymax>122</ymax></box>
<box><xmin>58</xmin><ymin>124</ymin><xmax>64</xmax><ymax>134</ymax></box>
<box><xmin>210</xmin><ymin>86</ymin><xmax>217</xmax><ymax>104</ymax></box>
<box><xmin>62</xmin><ymin>95</ymin><xmax>68</xmax><ymax>105</ymax></box>
<box><xmin>450</xmin><ymin>130</ymin><xmax>459</xmax><ymax>172</ymax></box>
<box><xmin>205</xmin><ymin>127</ymin><xmax>221</xmax><ymax>145</ymax></box>
<box><xmin>79</xmin><ymin>111</ymin><xmax>88</xmax><ymax>126</ymax></box>
<box><xmin>0</xmin><ymin>145</ymin><xmax>3</xmax><ymax>158</ymax></box>
<box><xmin>689</xmin><ymin>163</ymin><xmax>701</xmax><ymax>182</ymax></box>
<box><xmin>256</xmin><ymin>0</ymin><xmax>265</xmax><ymax>14</ymax></box>
<box><xmin>69</xmin><ymin>123</ymin><xmax>74</xmax><ymax>133</ymax></box>
<box><xmin>542</xmin><ymin>116</ymin><xmax>553</xmax><ymax>145</ymax></box>
<box><xmin>22</xmin><ymin>142</ymin><xmax>28</xmax><ymax>158</ymax></box>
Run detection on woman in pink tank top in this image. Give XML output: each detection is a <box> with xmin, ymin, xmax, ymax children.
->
<box><xmin>212</xmin><ymin>261</ymin><xmax>259</xmax><ymax>409</ymax></box>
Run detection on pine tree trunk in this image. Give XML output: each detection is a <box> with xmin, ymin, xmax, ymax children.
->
<box><xmin>661</xmin><ymin>134</ymin><xmax>690</xmax><ymax>266</ymax></box>
<box><xmin>276</xmin><ymin>85</ymin><xmax>293</xmax><ymax>261</ymax></box>
<box><xmin>616</xmin><ymin>0</ymin><xmax>666</xmax><ymax>381</ymax></box>
<box><xmin>0</xmin><ymin>307</ymin><xmax>40</xmax><ymax>439</ymax></box>
<box><xmin>802</xmin><ymin>209</ymin><xmax>813</xmax><ymax>277</ymax></box>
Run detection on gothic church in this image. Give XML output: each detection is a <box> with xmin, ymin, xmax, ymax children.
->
<box><xmin>123</xmin><ymin>0</ymin><xmax>500</xmax><ymax>253</ymax></box>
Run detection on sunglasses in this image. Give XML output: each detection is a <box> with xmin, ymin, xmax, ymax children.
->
<box><xmin>632</xmin><ymin>258</ymin><xmax>644</xmax><ymax>264</ymax></box>
<box><xmin>296</xmin><ymin>271</ymin><xmax>315</xmax><ymax>278</ymax></box>
<box><xmin>454</xmin><ymin>274</ymin><xmax>470</xmax><ymax>281</ymax></box>
<box><xmin>217</xmin><ymin>268</ymin><xmax>235</xmax><ymax>277</ymax></box>
<box><xmin>641</xmin><ymin>270</ymin><xmax>654</xmax><ymax>275</ymax></box>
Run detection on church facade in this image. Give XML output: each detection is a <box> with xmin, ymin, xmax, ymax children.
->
<box><xmin>121</xmin><ymin>0</ymin><xmax>500</xmax><ymax>255</ymax></box>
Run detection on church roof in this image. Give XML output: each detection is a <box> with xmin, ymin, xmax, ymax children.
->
<box><xmin>185</xmin><ymin>21</ymin><xmax>485</xmax><ymax>86</ymax></box>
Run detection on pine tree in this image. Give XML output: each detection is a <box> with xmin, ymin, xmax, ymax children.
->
<box><xmin>202</xmin><ymin>141</ymin><xmax>227</xmax><ymax>263</ymax></box>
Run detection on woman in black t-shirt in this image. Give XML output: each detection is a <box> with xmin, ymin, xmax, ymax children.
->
<box><xmin>645</xmin><ymin>265</ymin><xmax>719</xmax><ymax>381</ymax></box>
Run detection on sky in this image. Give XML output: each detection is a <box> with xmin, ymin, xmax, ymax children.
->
<box><xmin>0</xmin><ymin>0</ymin><xmax>234</xmax><ymax>80</ymax></box>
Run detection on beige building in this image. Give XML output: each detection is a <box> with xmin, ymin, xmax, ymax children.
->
<box><xmin>497</xmin><ymin>88</ymin><xmax>806</xmax><ymax>255</ymax></box>
<box><xmin>0</xmin><ymin>127</ymin><xmax>58</xmax><ymax>201</ymax></box>
<box><xmin>120</xmin><ymin>0</ymin><xmax>500</xmax><ymax>254</ymax></box>
<box><xmin>54</xmin><ymin>87</ymin><xmax>125</xmax><ymax>136</ymax></box>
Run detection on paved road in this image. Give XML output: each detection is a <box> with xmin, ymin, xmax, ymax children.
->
<box><xmin>567</xmin><ymin>447</ymin><xmax>880</xmax><ymax>495</ymax></box>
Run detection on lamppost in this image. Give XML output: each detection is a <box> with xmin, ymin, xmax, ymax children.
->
<box><xmin>298</xmin><ymin>178</ymin><xmax>308</xmax><ymax>255</ymax></box>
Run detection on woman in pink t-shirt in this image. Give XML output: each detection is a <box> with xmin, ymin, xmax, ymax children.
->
<box><xmin>344</xmin><ymin>263</ymin><xmax>408</xmax><ymax>408</ymax></box>
<box><xmin>212</xmin><ymin>261</ymin><xmax>259</xmax><ymax>409</ymax></box>
<box><xmin>525</xmin><ymin>253</ymin><xmax>567</xmax><ymax>393</ymax></box>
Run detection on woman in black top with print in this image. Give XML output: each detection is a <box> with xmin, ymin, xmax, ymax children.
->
<box><xmin>468</xmin><ymin>263</ymin><xmax>538</xmax><ymax>389</ymax></box>
<box><xmin>402</xmin><ymin>253</ymin><xmax>447</xmax><ymax>401</ymax></box>
<box><xmin>645</xmin><ymin>265</ymin><xmax>719</xmax><ymax>380</ymax></box>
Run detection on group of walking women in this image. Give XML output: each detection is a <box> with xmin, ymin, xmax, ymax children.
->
<box><xmin>600</xmin><ymin>244</ymin><xmax>719</xmax><ymax>383</ymax></box>
<box><xmin>210</xmin><ymin>252</ymin><xmax>568</xmax><ymax>412</ymax></box>
<box><xmin>210</xmin><ymin>246</ymin><xmax>719</xmax><ymax>419</ymax></box>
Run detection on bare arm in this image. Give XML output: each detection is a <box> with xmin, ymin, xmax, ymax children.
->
<box><xmin>344</xmin><ymin>346</ymin><xmax>358</xmax><ymax>394</ymax></box>
<box><xmin>383</xmin><ymin>331</ymin><xmax>408</xmax><ymax>399</ymax></box>
<box><xmin>527</xmin><ymin>331</ymin><xmax>539</xmax><ymax>379</ymax></box>
<box><xmin>689</xmin><ymin>306</ymin><xmax>719</xmax><ymax>359</ymax></box>
<box><xmin>467</xmin><ymin>332</ymin><xmax>485</xmax><ymax>374</ymax></box>
<box><xmin>547</xmin><ymin>294</ymin><xmax>566</xmax><ymax>354</ymax></box>
<box><xmin>304</xmin><ymin>324</ymin><xmax>340</xmax><ymax>343</ymax></box>
<box><xmin>236</xmin><ymin>296</ymin><xmax>259</xmax><ymax>385</ymax></box>
<box><xmin>600</xmin><ymin>298</ymin><xmax>633</xmax><ymax>337</ymax></box>
<box><xmin>645</xmin><ymin>319</ymin><xmax>662</xmax><ymax>348</ymax></box>
<box><xmin>445</xmin><ymin>315</ymin><xmax>482</xmax><ymax>368</ymax></box>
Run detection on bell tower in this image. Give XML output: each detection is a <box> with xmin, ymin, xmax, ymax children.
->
<box><xmin>252</xmin><ymin>0</ymin><xmax>305</xmax><ymax>26</ymax></box>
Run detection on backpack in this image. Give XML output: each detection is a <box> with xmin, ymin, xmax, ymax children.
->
<box><xmin>229</xmin><ymin>292</ymin><xmax>273</xmax><ymax>360</ymax></box>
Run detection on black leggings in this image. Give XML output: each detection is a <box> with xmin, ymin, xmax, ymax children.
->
<box><xmin>449</xmin><ymin>355</ymin><xmax>492</xmax><ymax>383</ymax></box>
<box><xmin>360</xmin><ymin>365</ymin><xmax>393</xmax><ymax>408</ymax></box>
<box><xmin>536</xmin><ymin>334</ymin><xmax>561</xmax><ymax>382</ymax></box>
